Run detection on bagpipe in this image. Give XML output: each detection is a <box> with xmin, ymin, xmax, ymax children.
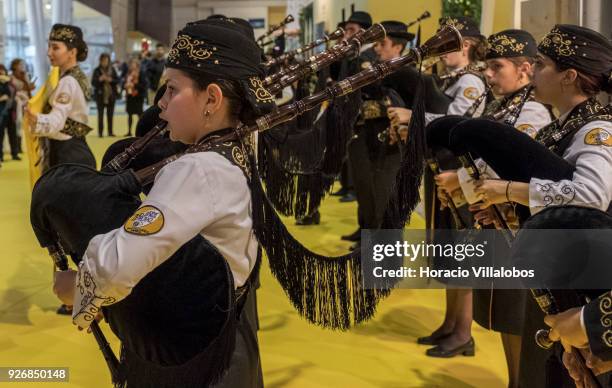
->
<box><xmin>426</xmin><ymin>109</ymin><xmax>611</xmax><ymax>387</ymax></box>
<box><xmin>512</xmin><ymin>205</ymin><xmax>612</xmax><ymax>388</ymax></box>
<box><xmin>264</xmin><ymin>23</ymin><xmax>386</xmax><ymax>95</ymax></box>
<box><xmin>29</xmin><ymin>24</ymin><xmax>462</xmax><ymax>387</ymax></box>
<box><xmin>256</xmin><ymin>14</ymin><xmax>294</xmax><ymax>46</ymax></box>
<box><xmin>264</xmin><ymin>27</ymin><xmax>345</xmax><ymax>69</ymax></box>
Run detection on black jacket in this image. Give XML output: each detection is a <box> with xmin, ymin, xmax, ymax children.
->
<box><xmin>91</xmin><ymin>66</ymin><xmax>119</xmax><ymax>100</ymax></box>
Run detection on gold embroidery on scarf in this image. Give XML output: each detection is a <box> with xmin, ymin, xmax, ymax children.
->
<box><xmin>168</xmin><ymin>34</ymin><xmax>213</xmax><ymax>63</ymax></box>
<box><xmin>249</xmin><ymin>77</ymin><xmax>274</xmax><ymax>103</ymax></box>
<box><xmin>539</xmin><ymin>28</ymin><xmax>576</xmax><ymax>57</ymax></box>
<box><xmin>50</xmin><ymin>27</ymin><xmax>77</xmax><ymax>41</ymax></box>
<box><xmin>489</xmin><ymin>34</ymin><xmax>526</xmax><ymax>55</ymax></box>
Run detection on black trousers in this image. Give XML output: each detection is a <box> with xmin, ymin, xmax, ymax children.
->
<box><xmin>96</xmin><ymin>98</ymin><xmax>115</xmax><ymax>136</ymax></box>
<box><xmin>0</xmin><ymin>114</ymin><xmax>18</xmax><ymax>159</ymax></box>
<box><xmin>348</xmin><ymin>132</ymin><xmax>376</xmax><ymax>229</ymax></box>
<box><xmin>348</xmin><ymin>123</ymin><xmax>402</xmax><ymax>230</ymax></box>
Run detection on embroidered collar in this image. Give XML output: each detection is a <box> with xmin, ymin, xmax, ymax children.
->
<box><xmin>535</xmin><ymin>98</ymin><xmax>605</xmax><ymax>150</ymax></box>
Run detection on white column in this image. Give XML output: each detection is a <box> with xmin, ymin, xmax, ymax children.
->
<box><xmin>0</xmin><ymin>1</ymin><xmax>5</xmax><ymax>64</ymax></box>
<box><xmin>25</xmin><ymin>0</ymin><xmax>48</xmax><ymax>87</ymax></box>
<box><xmin>52</xmin><ymin>0</ymin><xmax>73</xmax><ymax>25</ymax></box>
<box><xmin>111</xmin><ymin>0</ymin><xmax>129</xmax><ymax>62</ymax></box>
<box><xmin>480</xmin><ymin>0</ymin><xmax>495</xmax><ymax>36</ymax></box>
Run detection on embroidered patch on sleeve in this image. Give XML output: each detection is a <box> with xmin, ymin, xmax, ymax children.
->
<box><xmin>124</xmin><ymin>205</ymin><xmax>165</xmax><ymax>235</ymax></box>
<box><xmin>516</xmin><ymin>124</ymin><xmax>537</xmax><ymax>138</ymax></box>
<box><xmin>56</xmin><ymin>92</ymin><xmax>71</xmax><ymax>104</ymax></box>
<box><xmin>584</xmin><ymin>128</ymin><xmax>612</xmax><ymax>147</ymax></box>
<box><xmin>463</xmin><ymin>87</ymin><xmax>479</xmax><ymax>100</ymax></box>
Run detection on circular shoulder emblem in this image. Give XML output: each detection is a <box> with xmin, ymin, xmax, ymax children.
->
<box><xmin>56</xmin><ymin>92</ymin><xmax>71</xmax><ymax>104</ymax></box>
<box><xmin>463</xmin><ymin>87</ymin><xmax>479</xmax><ymax>100</ymax></box>
<box><xmin>516</xmin><ymin>124</ymin><xmax>537</xmax><ymax>138</ymax></box>
<box><xmin>124</xmin><ymin>205</ymin><xmax>165</xmax><ymax>235</ymax></box>
<box><xmin>584</xmin><ymin>128</ymin><xmax>612</xmax><ymax>147</ymax></box>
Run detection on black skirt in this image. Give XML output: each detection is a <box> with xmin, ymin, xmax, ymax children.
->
<box><xmin>126</xmin><ymin>96</ymin><xmax>145</xmax><ymax>115</ymax></box>
<box><xmin>473</xmin><ymin>288</ymin><xmax>526</xmax><ymax>335</ymax></box>
<box><xmin>48</xmin><ymin>137</ymin><xmax>96</xmax><ymax>170</ymax></box>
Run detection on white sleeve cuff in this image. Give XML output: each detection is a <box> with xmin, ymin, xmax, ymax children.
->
<box><xmin>72</xmin><ymin>258</ymin><xmax>117</xmax><ymax>328</ymax></box>
<box><xmin>457</xmin><ymin>167</ymin><xmax>480</xmax><ymax>204</ymax></box>
<box><xmin>33</xmin><ymin>115</ymin><xmax>71</xmax><ymax>140</ymax></box>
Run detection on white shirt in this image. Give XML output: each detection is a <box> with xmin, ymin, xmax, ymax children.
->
<box><xmin>425</xmin><ymin>72</ymin><xmax>486</xmax><ymax>124</ymax></box>
<box><xmin>72</xmin><ymin>151</ymin><xmax>258</xmax><ymax>328</ymax></box>
<box><xmin>33</xmin><ymin>74</ymin><xmax>89</xmax><ymax>141</ymax></box>
<box><xmin>457</xmin><ymin>99</ymin><xmax>553</xmax><ymax>204</ymax></box>
<box><xmin>529</xmin><ymin>118</ymin><xmax>612</xmax><ymax>215</ymax></box>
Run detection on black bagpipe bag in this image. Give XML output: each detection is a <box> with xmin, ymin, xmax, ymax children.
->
<box><xmin>426</xmin><ymin>115</ymin><xmax>575</xmax><ymax>182</ymax></box>
<box><xmin>30</xmin><ymin>159</ymin><xmax>235</xmax><ymax>386</ymax></box>
<box><xmin>512</xmin><ymin>205</ymin><xmax>612</xmax><ymax>388</ymax></box>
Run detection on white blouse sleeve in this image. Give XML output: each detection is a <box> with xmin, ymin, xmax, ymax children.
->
<box><xmin>33</xmin><ymin>76</ymin><xmax>82</xmax><ymax>140</ymax></box>
<box><xmin>425</xmin><ymin>74</ymin><xmax>486</xmax><ymax>124</ymax></box>
<box><xmin>529</xmin><ymin>121</ymin><xmax>612</xmax><ymax>215</ymax></box>
<box><xmin>446</xmin><ymin>74</ymin><xmax>486</xmax><ymax>117</ymax></box>
<box><xmin>72</xmin><ymin>154</ymin><xmax>221</xmax><ymax>328</ymax></box>
<box><xmin>513</xmin><ymin>101</ymin><xmax>552</xmax><ymax>138</ymax></box>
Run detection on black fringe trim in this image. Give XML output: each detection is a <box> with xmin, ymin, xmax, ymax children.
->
<box><xmin>250</xmin><ymin>151</ymin><xmax>395</xmax><ymax>330</ymax></box>
<box><xmin>381</xmin><ymin>75</ymin><xmax>427</xmax><ymax>229</ymax></box>
<box><xmin>258</xmin><ymin>91</ymin><xmax>361</xmax><ymax>217</ymax></box>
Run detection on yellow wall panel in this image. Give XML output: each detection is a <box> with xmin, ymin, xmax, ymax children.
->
<box><xmin>492</xmin><ymin>0</ymin><xmax>516</xmax><ymax>32</ymax></box>
<box><xmin>366</xmin><ymin>0</ymin><xmax>442</xmax><ymax>41</ymax></box>
<box><xmin>269</xmin><ymin>6</ymin><xmax>288</xmax><ymax>26</ymax></box>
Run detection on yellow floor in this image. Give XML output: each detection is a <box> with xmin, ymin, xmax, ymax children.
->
<box><xmin>0</xmin><ymin>119</ymin><xmax>507</xmax><ymax>387</ymax></box>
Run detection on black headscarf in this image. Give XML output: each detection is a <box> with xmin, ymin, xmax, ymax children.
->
<box><xmin>49</xmin><ymin>23</ymin><xmax>88</xmax><ymax>61</ymax></box>
<box><xmin>438</xmin><ymin>16</ymin><xmax>483</xmax><ymax>38</ymax></box>
<box><xmin>538</xmin><ymin>24</ymin><xmax>612</xmax><ymax>92</ymax></box>
<box><xmin>486</xmin><ymin>29</ymin><xmax>537</xmax><ymax>59</ymax></box>
<box><xmin>166</xmin><ymin>19</ymin><xmax>275</xmax><ymax>116</ymax></box>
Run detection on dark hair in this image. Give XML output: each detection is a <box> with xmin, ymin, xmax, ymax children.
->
<box><xmin>180</xmin><ymin>68</ymin><xmax>257</xmax><ymax>125</ymax></box>
<box><xmin>99</xmin><ymin>52</ymin><xmax>111</xmax><ymax>64</ymax></box>
<box><xmin>156</xmin><ymin>43</ymin><xmax>164</xmax><ymax>49</ymax></box>
<box><xmin>9</xmin><ymin>58</ymin><xmax>24</xmax><ymax>73</ymax></box>
<box><xmin>507</xmin><ymin>56</ymin><xmax>535</xmax><ymax>66</ymax></box>
<box><xmin>389</xmin><ymin>37</ymin><xmax>408</xmax><ymax>53</ymax></box>
<box><xmin>64</xmin><ymin>39</ymin><xmax>88</xmax><ymax>62</ymax></box>
<box><xmin>0</xmin><ymin>64</ymin><xmax>7</xmax><ymax>75</ymax></box>
<box><xmin>465</xmin><ymin>36</ymin><xmax>487</xmax><ymax>62</ymax></box>
<box><xmin>555</xmin><ymin>62</ymin><xmax>606</xmax><ymax>96</ymax></box>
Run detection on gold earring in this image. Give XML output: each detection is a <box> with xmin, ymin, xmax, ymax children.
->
<box><xmin>204</xmin><ymin>110</ymin><xmax>210</xmax><ymax>117</ymax></box>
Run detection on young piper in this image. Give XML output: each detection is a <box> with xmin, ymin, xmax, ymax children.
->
<box><xmin>52</xmin><ymin>19</ymin><xmax>275</xmax><ymax>387</ymax></box>
<box><xmin>389</xmin><ymin>17</ymin><xmax>488</xmax><ymax>359</ymax></box>
<box><xmin>435</xmin><ymin>29</ymin><xmax>553</xmax><ymax>388</ymax></box>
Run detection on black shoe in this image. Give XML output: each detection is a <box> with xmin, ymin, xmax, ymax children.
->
<box><xmin>331</xmin><ymin>187</ymin><xmax>348</xmax><ymax>196</ymax></box>
<box><xmin>11</xmin><ymin>155</ymin><xmax>21</xmax><ymax>161</ymax></box>
<box><xmin>56</xmin><ymin>304</ymin><xmax>73</xmax><ymax>315</ymax></box>
<box><xmin>109</xmin><ymin>133</ymin><xmax>116</xmax><ymax>137</ymax></box>
<box><xmin>425</xmin><ymin>337</ymin><xmax>475</xmax><ymax>358</ymax></box>
<box><xmin>341</xmin><ymin>228</ymin><xmax>361</xmax><ymax>241</ymax></box>
<box><xmin>417</xmin><ymin>332</ymin><xmax>451</xmax><ymax>345</ymax></box>
<box><xmin>124</xmin><ymin>133</ymin><xmax>132</xmax><ymax>137</ymax></box>
<box><xmin>339</xmin><ymin>191</ymin><xmax>357</xmax><ymax>203</ymax></box>
<box><xmin>296</xmin><ymin>211</ymin><xmax>321</xmax><ymax>225</ymax></box>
